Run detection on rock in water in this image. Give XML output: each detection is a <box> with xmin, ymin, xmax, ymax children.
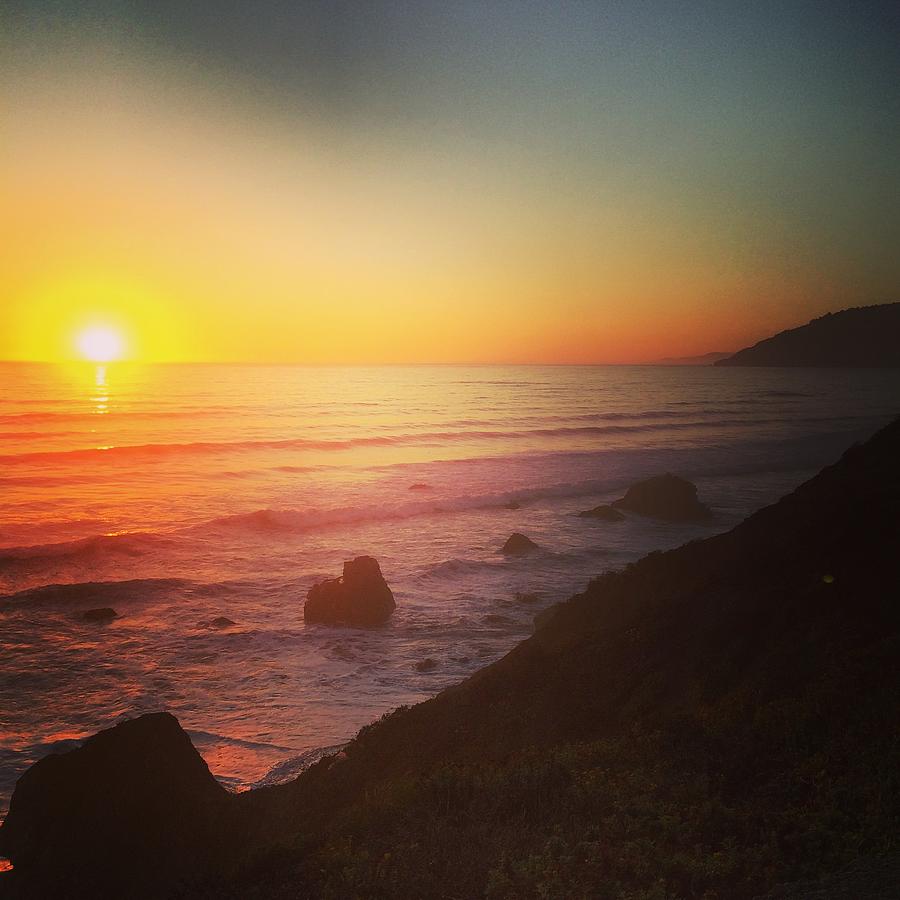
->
<box><xmin>0</xmin><ymin>712</ymin><xmax>234</xmax><ymax>899</ymax></box>
<box><xmin>414</xmin><ymin>658</ymin><xmax>438</xmax><ymax>672</ymax></box>
<box><xmin>577</xmin><ymin>504</ymin><xmax>625</xmax><ymax>521</ymax></box>
<box><xmin>501</xmin><ymin>533</ymin><xmax>539</xmax><ymax>556</ymax></box>
<box><xmin>82</xmin><ymin>607</ymin><xmax>118</xmax><ymax>622</ymax></box>
<box><xmin>209</xmin><ymin>616</ymin><xmax>237</xmax><ymax>628</ymax></box>
<box><xmin>612</xmin><ymin>473</ymin><xmax>712</xmax><ymax>521</ymax></box>
<box><xmin>304</xmin><ymin>556</ymin><xmax>396</xmax><ymax>625</ymax></box>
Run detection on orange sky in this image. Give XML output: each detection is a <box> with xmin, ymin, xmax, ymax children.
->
<box><xmin>2</xmin><ymin>4</ymin><xmax>896</xmax><ymax>364</ymax></box>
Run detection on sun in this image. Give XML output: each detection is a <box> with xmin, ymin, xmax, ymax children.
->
<box><xmin>75</xmin><ymin>325</ymin><xmax>125</xmax><ymax>362</ymax></box>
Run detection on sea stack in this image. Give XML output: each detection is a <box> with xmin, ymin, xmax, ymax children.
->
<box><xmin>612</xmin><ymin>473</ymin><xmax>712</xmax><ymax>521</ymax></box>
<box><xmin>501</xmin><ymin>533</ymin><xmax>539</xmax><ymax>556</ymax></box>
<box><xmin>304</xmin><ymin>556</ymin><xmax>396</xmax><ymax>626</ymax></box>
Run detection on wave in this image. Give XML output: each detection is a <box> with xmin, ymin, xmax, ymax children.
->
<box><xmin>251</xmin><ymin>744</ymin><xmax>346</xmax><ymax>788</ymax></box>
<box><xmin>205</xmin><ymin>477</ymin><xmax>629</xmax><ymax>536</ymax></box>
<box><xmin>0</xmin><ymin>577</ymin><xmax>190</xmax><ymax>608</ymax></box>
<box><xmin>1</xmin><ymin>420</ymin><xmax>879</xmax><ymax>575</ymax></box>
<box><xmin>0</xmin><ymin>532</ymin><xmax>178</xmax><ymax>568</ymax></box>
<box><xmin>0</xmin><ymin>408</ymin><xmax>240</xmax><ymax>425</ymax></box>
<box><xmin>0</xmin><ymin>416</ymin><xmax>846</xmax><ymax>466</ymax></box>
<box><xmin>0</xmin><ymin>431</ymin><xmax>79</xmax><ymax>441</ymax></box>
<box><xmin>186</xmin><ymin>730</ymin><xmax>297</xmax><ymax>755</ymax></box>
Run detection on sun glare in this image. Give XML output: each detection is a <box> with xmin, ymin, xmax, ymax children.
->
<box><xmin>76</xmin><ymin>326</ymin><xmax>125</xmax><ymax>362</ymax></box>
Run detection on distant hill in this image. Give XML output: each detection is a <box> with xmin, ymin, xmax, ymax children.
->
<box><xmin>716</xmin><ymin>302</ymin><xmax>900</xmax><ymax>367</ymax></box>
<box><xmin>653</xmin><ymin>350</ymin><xmax>731</xmax><ymax>365</ymax></box>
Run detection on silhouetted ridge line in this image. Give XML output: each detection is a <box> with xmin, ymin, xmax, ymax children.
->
<box><xmin>716</xmin><ymin>301</ymin><xmax>900</xmax><ymax>367</ymax></box>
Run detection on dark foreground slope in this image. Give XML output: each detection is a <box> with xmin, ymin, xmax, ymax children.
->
<box><xmin>2</xmin><ymin>420</ymin><xmax>900</xmax><ymax>899</ymax></box>
<box><xmin>716</xmin><ymin>302</ymin><xmax>900</xmax><ymax>366</ymax></box>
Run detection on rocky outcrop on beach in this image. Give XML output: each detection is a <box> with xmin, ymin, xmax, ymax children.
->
<box><xmin>501</xmin><ymin>532</ymin><xmax>539</xmax><ymax>555</ymax></box>
<box><xmin>612</xmin><ymin>472</ymin><xmax>711</xmax><ymax>521</ymax></box>
<box><xmin>0</xmin><ymin>712</ymin><xmax>234</xmax><ymax>899</ymax></box>
<box><xmin>304</xmin><ymin>556</ymin><xmax>396</xmax><ymax>625</ymax></box>
<box><xmin>4</xmin><ymin>419</ymin><xmax>900</xmax><ymax>898</ymax></box>
<box><xmin>577</xmin><ymin>504</ymin><xmax>625</xmax><ymax>521</ymax></box>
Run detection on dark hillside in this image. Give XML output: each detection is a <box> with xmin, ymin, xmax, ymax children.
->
<box><xmin>716</xmin><ymin>303</ymin><xmax>900</xmax><ymax>367</ymax></box>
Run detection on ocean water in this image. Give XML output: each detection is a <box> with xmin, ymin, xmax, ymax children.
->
<box><xmin>1</xmin><ymin>362</ymin><xmax>898</xmax><ymax>815</ymax></box>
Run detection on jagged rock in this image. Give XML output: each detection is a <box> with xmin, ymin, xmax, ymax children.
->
<box><xmin>209</xmin><ymin>616</ymin><xmax>237</xmax><ymax>628</ymax></box>
<box><xmin>0</xmin><ymin>712</ymin><xmax>233</xmax><ymax>898</ymax></box>
<box><xmin>304</xmin><ymin>556</ymin><xmax>396</xmax><ymax>625</ymax></box>
<box><xmin>82</xmin><ymin>607</ymin><xmax>118</xmax><ymax>622</ymax></box>
<box><xmin>577</xmin><ymin>504</ymin><xmax>625</xmax><ymax>521</ymax></box>
<box><xmin>501</xmin><ymin>533</ymin><xmax>539</xmax><ymax>556</ymax></box>
<box><xmin>612</xmin><ymin>473</ymin><xmax>712</xmax><ymax>521</ymax></box>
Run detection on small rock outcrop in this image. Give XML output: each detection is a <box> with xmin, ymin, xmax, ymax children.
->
<box><xmin>414</xmin><ymin>658</ymin><xmax>438</xmax><ymax>672</ymax></box>
<box><xmin>501</xmin><ymin>533</ymin><xmax>539</xmax><ymax>556</ymax></box>
<box><xmin>577</xmin><ymin>504</ymin><xmax>625</xmax><ymax>521</ymax></box>
<box><xmin>408</xmin><ymin>483</ymin><xmax>431</xmax><ymax>491</ymax></box>
<box><xmin>82</xmin><ymin>607</ymin><xmax>118</xmax><ymax>622</ymax></box>
<box><xmin>209</xmin><ymin>616</ymin><xmax>237</xmax><ymax>628</ymax></box>
<box><xmin>0</xmin><ymin>712</ymin><xmax>233</xmax><ymax>898</ymax></box>
<box><xmin>612</xmin><ymin>474</ymin><xmax>712</xmax><ymax>521</ymax></box>
<box><xmin>304</xmin><ymin>556</ymin><xmax>396</xmax><ymax>626</ymax></box>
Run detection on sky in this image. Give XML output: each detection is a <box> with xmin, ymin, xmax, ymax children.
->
<box><xmin>2</xmin><ymin>1</ymin><xmax>898</xmax><ymax>363</ymax></box>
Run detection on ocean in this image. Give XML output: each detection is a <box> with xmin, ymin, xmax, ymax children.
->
<box><xmin>1</xmin><ymin>362</ymin><xmax>898</xmax><ymax>815</ymax></box>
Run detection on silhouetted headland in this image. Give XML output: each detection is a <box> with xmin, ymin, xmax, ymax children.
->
<box><xmin>2</xmin><ymin>419</ymin><xmax>900</xmax><ymax>898</ymax></box>
<box><xmin>716</xmin><ymin>302</ymin><xmax>900</xmax><ymax>367</ymax></box>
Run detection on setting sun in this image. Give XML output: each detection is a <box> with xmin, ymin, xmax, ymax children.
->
<box><xmin>75</xmin><ymin>325</ymin><xmax>125</xmax><ymax>362</ymax></box>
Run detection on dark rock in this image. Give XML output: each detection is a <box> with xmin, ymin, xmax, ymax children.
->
<box><xmin>612</xmin><ymin>473</ymin><xmax>712</xmax><ymax>521</ymax></box>
<box><xmin>414</xmin><ymin>658</ymin><xmax>438</xmax><ymax>672</ymax></box>
<box><xmin>483</xmin><ymin>614</ymin><xmax>512</xmax><ymax>625</ymax></box>
<box><xmin>503</xmin><ymin>500</ymin><xmax>521</xmax><ymax>510</ymax></box>
<box><xmin>501</xmin><ymin>533</ymin><xmax>539</xmax><ymax>556</ymax></box>
<box><xmin>514</xmin><ymin>591</ymin><xmax>541</xmax><ymax>604</ymax></box>
<box><xmin>82</xmin><ymin>607</ymin><xmax>118</xmax><ymax>622</ymax></box>
<box><xmin>408</xmin><ymin>482</ymin><xmax>431</xmax><ymax>491</ymax></box>
<box><xmin>0</xmin><ymin>712</ymin><xmax>234</xmax><ymax>898</ymax></box>
<box><xmin>209</xmin><ymin>616</ymin><xmax>237</xmax><ymax>628</ymax></box>
<box><xmin>577</xmin><ymin>504</ymin><xmax>625</xmax><ymax>521</ymax></box>
<box><xmin>304</xmin><ymin>556</ymin><xmax>396</xmax><ymax>626</ymax></box>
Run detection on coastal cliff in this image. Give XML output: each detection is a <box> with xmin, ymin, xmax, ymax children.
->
<box><xmin>2</xmin><ymin>419</ymin><xmax>899</xmax><ymax>898</ymax></box>
<box><xmin>715</xmin><ymin>302</ymin><xmax>900</xmax><ymax>367</ymax></box>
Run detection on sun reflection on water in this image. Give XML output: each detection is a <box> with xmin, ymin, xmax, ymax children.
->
<box><xmin>93</xmin><ymin>364</ymin><xmax>109</xmax><ymax>415</ymax></box>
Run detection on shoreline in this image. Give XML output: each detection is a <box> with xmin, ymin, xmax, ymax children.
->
<box><xmin>2</xmin><ymin>417</ymin><xmax>899</xmax><ymax>897</ymax></box>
